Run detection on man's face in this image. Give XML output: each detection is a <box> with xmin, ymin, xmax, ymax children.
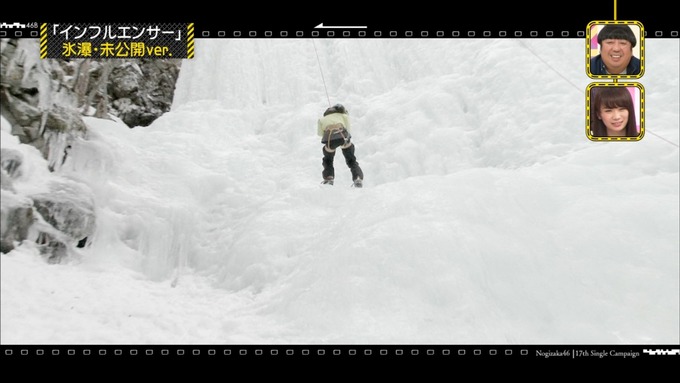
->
<box><xmin>600</xmin><ymin>38</ymin><xmax>633</xmax><ymax>74</ymax></box>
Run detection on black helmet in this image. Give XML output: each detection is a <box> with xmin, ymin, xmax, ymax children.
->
<box><xmin>324</xmin><ymin>103</ymin><xmax>348</xmax><ymax>116</ymax></box>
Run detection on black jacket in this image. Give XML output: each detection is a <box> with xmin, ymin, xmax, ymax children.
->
<box><xmin>590</xmin><ymin>54</ymin><xmax>641</xmax><ymax>75</ymax></box>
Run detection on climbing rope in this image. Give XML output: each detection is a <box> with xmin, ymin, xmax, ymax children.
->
<box><xmin>312</xmin><ymin>39</ymin><xmax>332</xmax><ymax>108</ymax></box>
<box><xmin>313</xmin><ymin>39</ymin><xmax>352</xmax><ymax>151</ymax></box>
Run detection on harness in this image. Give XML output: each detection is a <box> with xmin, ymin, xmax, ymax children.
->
<box><xmin>324</xmin><ymin>123</ymin><xmax>351</xmax><ymax>152</ymax></box>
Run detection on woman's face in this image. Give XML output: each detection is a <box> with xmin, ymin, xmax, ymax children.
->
<box><xmin>598</xmin><ymin>105</ymin><xmax>629</xmax><ymax>136</ymax></box>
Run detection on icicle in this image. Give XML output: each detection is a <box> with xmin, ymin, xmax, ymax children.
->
<box><xmin>44</xmin><ymin>130</ymin><xmax>71</xmax><ymax>172</ymax></box>
<box><xmin>39</xmin><ymin>109</ymin><xmax>48</xmax><ymax>137</ymax></box>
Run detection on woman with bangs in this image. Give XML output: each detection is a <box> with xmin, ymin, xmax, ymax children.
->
<box><xmin>590</xmin><ymin>86</ymin><xmax>638</xmax><ymax>137</ymax></box>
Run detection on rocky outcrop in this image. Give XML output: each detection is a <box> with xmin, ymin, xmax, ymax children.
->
<box><xmin>0</xmin><ymin>148</ymin><xmax>30</xmax><ymax>253</ymax></box>
<box><xmin>109</xmin><ymin>59</ymin><xmax>181</xmax><ymax>127</ymax></box>
<box><xmin>30</xmin><ymin>180</ymin><xmax>97</xmax><ymax>263</ymax></box>
<box><xmin>0</xmin><ymin>37</ymin><xmax>181</xmax><ymax>262</ymax></box>
<box><xmin>0</xmin><ymin>190</ymin><xmax>34</xmax><ymax>254</ymax></box>
<box><xmin>0</xmin><ymin>142</ymin><xmax>96</xmax><ymax>261</ymax></box>
<box><xmin>32</xmin><ymin>179</ymin><xmax>97</xmax><ymax>246</ymax></box>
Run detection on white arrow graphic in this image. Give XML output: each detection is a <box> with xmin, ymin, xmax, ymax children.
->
<box><xmin>315</xmin><ymin>23</ymin><xmax>367</xmax><ymax>29</ymax></box>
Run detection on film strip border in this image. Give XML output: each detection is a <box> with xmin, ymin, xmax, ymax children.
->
<box><xmin>2</xmin><ymin>345</ymin><xmax>678</xmax><ymax>360</ymax></box>
<box><xmin>2</xmin><ymin>25</ymin><xmax>679</xmax><ymax>39</ymax></box>
<box><xmin>195</xmin><ymin>27</ymin><xmax>680</xmax><ymax>39</ymax></box>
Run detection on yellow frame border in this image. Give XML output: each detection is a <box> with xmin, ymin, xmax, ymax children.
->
<box><xmin>586</xmin><ymin>20</ymin><xmax>645</xmax><ymax>79</ymax></box>
<box><xmin>586</xmin><ymin>82</ymin><xmax>645</xmax><ymax>141</ymax></box>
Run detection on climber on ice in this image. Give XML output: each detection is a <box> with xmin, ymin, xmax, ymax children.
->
<box><xmin>317</xmin><ymin>104</ymin><xmax>364</xmax><ymax>187</ymax></box>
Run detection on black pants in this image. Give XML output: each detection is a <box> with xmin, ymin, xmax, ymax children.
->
<box><xmin>322</xmin><ymin>139</ymin><xmax>364</xmax><ymax>181</ymax></box>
